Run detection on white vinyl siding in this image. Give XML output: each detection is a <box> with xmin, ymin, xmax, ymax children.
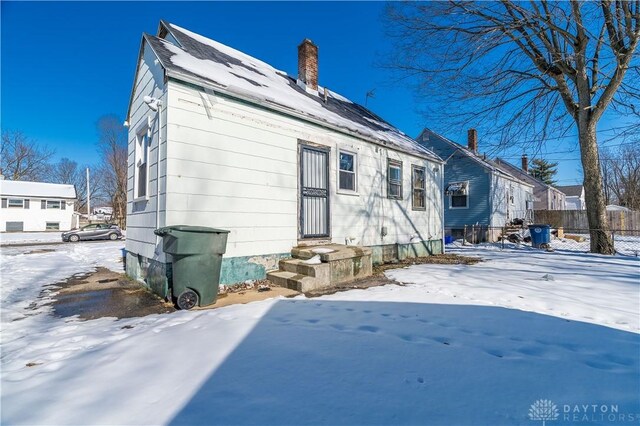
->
<box><xmin>139</xmin><ymin>79</ymin><xmax>443</xmax><ymax>260</ymax></box>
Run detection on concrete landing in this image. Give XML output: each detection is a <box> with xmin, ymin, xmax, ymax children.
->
<box><xmin>267</xmin><ymin>244</ymin><xmax>373</xmax><ymax>292</ymax></box>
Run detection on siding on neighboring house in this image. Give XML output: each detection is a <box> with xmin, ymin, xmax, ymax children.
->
<box><xmin>443</xmin><ymin>155</ymin><xmax>491</xmax><ymax>227</ymax></box>
<box><xmin>417</xmin><ymin>129</ymin><xmax>533</xmax><ymax>229</ymax></box>
<box><xmin>494</xmin><ymin>158</ymin><xmax>565</xmax><ymax>210</ymax></box>
<box><xmin>1</xmin><ymin>198</ymin><xmax>75</xmax><ymax>232</ymax></box>
<box><xmin>489</xmin><ymin>174</ymin><xmax>532</xmax><ymax>226</ymax></box>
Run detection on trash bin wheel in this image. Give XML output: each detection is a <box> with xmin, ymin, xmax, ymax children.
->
<box><xmin>176</xmin><ymin>289</ymin><xmax>199</xmax><ymax>310</ymax></box>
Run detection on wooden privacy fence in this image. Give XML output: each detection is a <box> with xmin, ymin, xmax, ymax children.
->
<box><xmin>534</xmin><ymin>209</ymin><xmax>640</xmax><ymax>232</ymax></box>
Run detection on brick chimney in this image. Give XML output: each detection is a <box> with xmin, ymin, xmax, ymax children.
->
<box><xmin>521</xmin><ymin>154</ymin><xmax>529</xmax><ymax>172</ymax></box>
<box><xmin>467</xmin><ymin>129</ymin><xmax>478</xmax><ymax>153</ymax></box>
<box><xmin>298</xmin><ymin>39</ymin><xmax>318</xmax><ymax>92</ymax></box>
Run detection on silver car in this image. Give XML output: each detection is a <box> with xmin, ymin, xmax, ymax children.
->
<box><xmin>62</xmin><ymin>224</ymin><xmax>123</xmax><ymax>242</ymax></box>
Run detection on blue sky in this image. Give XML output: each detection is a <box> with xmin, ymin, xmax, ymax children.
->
<box><xmin>3</xmin><ymin>1</ymin><xmax>625</xmax><ymax>185</ymax></box>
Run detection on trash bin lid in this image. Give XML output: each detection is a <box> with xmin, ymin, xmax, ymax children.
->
<box><xmin>158</xmin><ymin>225</ymin><xmax>230</xmax><ymax>234</ymax></box>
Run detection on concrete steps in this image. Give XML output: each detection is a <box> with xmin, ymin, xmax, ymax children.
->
<box><xmin>267</xmin><ymin>244</ymin><xmax>373</xmax><ymax>293</ymax></box>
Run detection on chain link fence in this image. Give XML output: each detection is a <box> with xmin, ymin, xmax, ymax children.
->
<box><xmin>444</xmin><ymin>225</ymin><xmax>640</xmax><ymax>257</ymax></box>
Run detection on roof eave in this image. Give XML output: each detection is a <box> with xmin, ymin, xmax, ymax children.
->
<box><xmin>125</xmin><ymin>34</ymin><xmax>170</xmax><ymax>123</ymax></box>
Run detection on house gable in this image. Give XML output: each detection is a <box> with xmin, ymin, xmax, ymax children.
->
<box><xmin>136</xmin><ymin>21</ymin><xmax>440</xmax><ymax>163</ymax></box>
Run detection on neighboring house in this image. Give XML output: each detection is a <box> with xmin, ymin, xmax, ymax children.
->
<box><xmin>416</xmin><ymin>129</ymin><xmax>534</xmax><ymax>239</ymax></box>
<box><xmin>557</xmin><ymin>185</ymin><xmax>586</xmax><ymax>210</ymax></box>
<box><xmin>0</xmin><ymin>180</ymin><xmax>76</xmax><ymax>232</ymax></box>
<box><xmin>124</xmin><ymin>21</ymin><xmax>444</xmax><ymax>293</ymax></box>
<box><xmin>494</xmin><ymin>156</ymin><xmax>566</xmax><ymax>210</ymax></box>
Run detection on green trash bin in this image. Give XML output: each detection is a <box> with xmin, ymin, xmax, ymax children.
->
<box><xmin>154</xmin><ymin>225</ymin><xmax>230</xmax><ymax>310</ymax></box>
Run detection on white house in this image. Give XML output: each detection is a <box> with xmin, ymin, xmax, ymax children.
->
<box><xmin>0</xmin><ymin>180</ymin><xmax>76</xmax><ymax>232</ymax></box>
<box><xmin>124</xmin><ymin>21</ymin><xmax>444</xmax><ymax>294</ymax></box>
<box><xmin>557</xmin><ymin>185</ymin><xmax>586</xmax><ymax>210</ymax></box>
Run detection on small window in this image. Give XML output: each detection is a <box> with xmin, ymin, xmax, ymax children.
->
<box><xmin>509</xmin><ymin>186</ymin><xmax>515</xmax><ymax>204</ymax></box>
<box><xmin>7</xmin><ymin>198</ymin><xmax>24</xmax><ymax>208</ymax></box>
<box><xmin>412</xmin><ymin>165</ymin><xmax>426</xmax><ymax>210</ymax></box>
<box><xmin>387</xmin><ymin>159</ymin><xmax>403</xmax><ymax>199</ymax></box>
<box><xmin>6</xmin><ymin>221</ymin><xmax>24</xmax><ymax>232</ymax></box>
<box><xmin>46</xmin><ymin>222</ymin><xmax>60</xmax><ymax>230</ymax></box>
<box><xmin>447</xmin><ymin>181</ymin><xmax>468</xmax><ymax>209</ymax></box>
<box><xmin>338</xmin><ymin>151</ymin><xmax>356</xmax><ymax>192</ymax></box>
<box><xmin>46</xmin><ymin>200</ymin><xmax>61</xmax><ymax>209</ymax></box>
<box><xmin>135</xmin><ymin>128</ymin><xmax>150</xmax><ymax>199</ymax></box>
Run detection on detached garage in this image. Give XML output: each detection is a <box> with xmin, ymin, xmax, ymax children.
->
<box><xmin>0</xmin><ymin>180</ymin><xmax>76</xmax><ymax>232</ymax></box>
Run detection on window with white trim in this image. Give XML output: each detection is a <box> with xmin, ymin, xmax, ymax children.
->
<box><xmin>135</xmin><ymin>127</ymin><xmax>150</xmax><ymax>199</ymax></box>
<box><xmin>46</xmin><ymin>222</ymin><xmax>60</xmax><ymax>230</ymax></box>
<box><xmin>412</xmin><ymin>165</ymin><xmax>426</xmax><ymax>210</ymax></box>
<box><xmin>338</xmin><ymin>151</ymin><xmax>357</xmax><ymax>192</ymax></box>
<box><xmin>46</xmin><ymin>200</ymin><xmax>61</xmax><ymax>209</ymax></box>
<box><xmin>387</xmin><ymin>159</ymin><xmax>403</xmax><ymax>199</ymax></box>
<box><xmin>7</xmin><ymin>198</ymin><xmax>24</xmax><ymax>208</ymax></box>
<box><xmin>446</xmin><ymin>181</ymin><xmax>468</xmax><ymax>209</ymax></box>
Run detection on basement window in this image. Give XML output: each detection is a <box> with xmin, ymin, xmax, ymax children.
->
<box><xmin>46</xmin><ymin>222</ymin><xmax>60</xmax><ymax>230</ymax></box>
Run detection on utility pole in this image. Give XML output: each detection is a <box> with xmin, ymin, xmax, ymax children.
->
<box><xmin>86</xmin><ymin>167</ymin><xmax>91</xmax><ymax>217</ymax></box>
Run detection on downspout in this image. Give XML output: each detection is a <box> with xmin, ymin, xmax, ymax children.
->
<box><xmin>156</xmin><ymin>101</ymin><xmax>163</xmax><ymax>243</ymax></box>
<box><xmin>488</xmin><ymin>171</ymin><xmax>494</xmax><ymax>229</ymax></box>
<box><xmin>440</xmin><ymin>162</ymin><xmax>445</xmax><ymax>253</ymax></box>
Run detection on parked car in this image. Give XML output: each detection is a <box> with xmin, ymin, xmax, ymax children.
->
<box><xmin>62</xmin><ymin>224</ymin><xmax>123</xmax><ymax>242</ymax></box>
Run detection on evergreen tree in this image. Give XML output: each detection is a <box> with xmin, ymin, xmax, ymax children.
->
<box><xmin>529</xmin><ymin>159</ymin><xmax>558</xmax><ymax>185</ymax></box>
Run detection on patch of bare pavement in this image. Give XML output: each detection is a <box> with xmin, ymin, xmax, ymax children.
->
<box><xmin>49</xmin><ymin>268</ymin><xmax>175</xmax><ymax>320</ymax></box>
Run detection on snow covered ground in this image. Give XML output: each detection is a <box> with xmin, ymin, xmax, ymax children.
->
<box><xmin>1</xmin><ymin>242</ymin><xmax>638</xmax><ymax>425</ymax></box>
<box><xmin>0</xmin><ymin>231</ymin><xmax>65</xmax><ymax>245</ymax></box>
<box><xmin>0</xmin><ymin>230</ymin><xmax>126</xmax><ymax>246</ymax></box>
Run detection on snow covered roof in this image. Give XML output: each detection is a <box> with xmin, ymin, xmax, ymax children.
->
<box><xmin>418</xmin><ymin>129</ymin><xmax>533</xmax><ymax>187</ymax></box>
<box><xmin>493</xmin><ymin>159</ymin><xmax>562</xmax><ymax>192</ymax></box>
<box><xmin>557</xmin><ymin>185</ymin><xmax>584</xmax><ymax>197</ymax></box>
<box><xmin>0</xmin><ymin>180</ymin><xmax>76</xmax><ymax>199</ymax></box>
<box><xmin>139</xmin><ymin>21</ymin><xmax>441</xmax><ymax>163</ymax></box>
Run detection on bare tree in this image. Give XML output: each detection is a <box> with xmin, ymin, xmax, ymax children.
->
<box><xmin>601</xmin><ymin>144</ymin><xmax>640</xmax><ymax>210</ymax></box>
<box><xmin>1</xmin><ymin>130</ymin><xmax>54</xmax><ymax>181</ymax></box>
<box><xmin>49</xmin><ymin>158</ymin><xmax>102</xmax><ymax>213</ymax></box>
<box><xmin>386</xmin><ymin>1</ymin><xmax>640</xmax><ymax>254</ymax></box>
<box><xmin>96</xmin><ymin>115</ymin><xmax>128</xmax><ymax>228</ymax></box>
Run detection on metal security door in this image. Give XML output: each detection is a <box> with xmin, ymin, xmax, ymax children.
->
<box><xmin>300</xmin><ymin>145</ymin><xmax>330</xmax><ymax>238</ymax></box>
